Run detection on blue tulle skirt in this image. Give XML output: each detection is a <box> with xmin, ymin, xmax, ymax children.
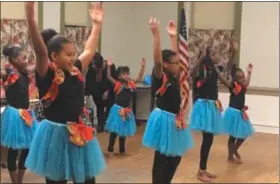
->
<box><xmin>1</xmin><ymin>106</ymin><xmax>38</xmax><ymax>149</ymax></box>
<box><xmin>223</xmin><ymin>107</ymin><xmax>254</xmax><ymax>139</ymax></box>
<box><xmin>142</xmin><ymin>108</ymin><xmax>194</xmax><ymax>157</ymax></box>
<box><xmin>105</xmin><ymin>104</ymin><xmax>136</xmax><ymax>137</ymax></box>
<box><xmin>25</xmin><ymin>119</ymin><xmax>106</xmax><ymax>183</ymax></box>
<box><xmin>189</xmin><ymin>99</ymin><xmax>223</xmax><ymax>134</ymax></box>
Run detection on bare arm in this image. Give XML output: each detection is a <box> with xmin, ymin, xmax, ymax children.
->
<box><xmin>150</xmin><ymin>17</ymin><xmax>163</xmax><ymax>79</ymax></box>
<box><xmin>78</xmin><ymin>3</ymin><xmax>103</xmax><ymax>73</ymax></box>
<box><xmin>0</xmin><ymin>67</ymin><xmax>7</xmax><ymax>80</ymax></box>
<box><xmin>133</xmin><ymin>57</ymin><xmax>146</xmax><ymax>83</ymax></box>
<box><xmin>25</xmin><ymin>2</ymin><xmax>49</xmax><ymax>77</ymax></box>
<box><xmin>214</xmin><ymin>65</ymin><xmax>232</xmax><ymax>88</ymax></box>
<box><xmin>106</xmin><ymin>61</ymin><xmax>116</xmax><ymax>84</ymax></box>
<box><xmin>245</xmin><ymin>64</ymin><xmax>253</xmax><ymax>87</ymax></box>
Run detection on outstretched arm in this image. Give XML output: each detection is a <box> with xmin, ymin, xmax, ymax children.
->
<box><xmin>25</xmin><ymin>2</ymin><xmax>49</xmax><ymax>77</ymax></box>
<box><xmin>106</xmin><ymin>60</ymin><xmax>117</xmax><ymax>84</ymax></box>
<box><xmin>166</xmin><ymin>20</ymin><xmax>178</xmax><ymax>55</ymax></box>
<box><xmin>133</xmin><ymin>57</ymin><xmax>146</xmax><ymax>83</ymax></box>
<box><xmin>150</xmin><ymin>17</ymin><xmax>163</xmax><ymax>79</ymax></box>
<box><xmin>78</xmin><ymin>2</ymin><xmax>103</xmax><ymax>73</ymax></box>
<box><xmin>245</xmin><ymin>63</ymin><xmax>253</xmax><ymax>87</ymax></box>
<box><xmin>214</xmin><ymin>65</ymin><xmax>232</xmax><ymax>88</ymax></box>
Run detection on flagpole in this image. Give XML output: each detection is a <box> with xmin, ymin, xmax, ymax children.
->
<box><xmin>177</xmin><ymin>1</ymin><xmax>184</xmax><ymax>43</ymax></box>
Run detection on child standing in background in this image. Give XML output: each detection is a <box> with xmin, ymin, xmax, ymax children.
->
<box><xmin>216</xmin><ymin>63</ymin><xmax>254</xmax><ymax>164</ymax></box>
<box><xmin>142</xmin><ymin>18</ymin><xmax>193</xmax><ymax>184</ymax></box>
<box><xmin>105</xmin><ymin>58</ymin><xmax>145</xmax><ymax>157</ymax></box>
<box><xmin>1</xmin><ymin>45</ymin><xmax>38</xmax><ymax>183</ymax></box>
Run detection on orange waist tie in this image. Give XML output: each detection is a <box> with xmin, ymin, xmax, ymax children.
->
<box><xmin>119</xmin><ymin>107</ymin><xmax>131</xmax><ymax>121</ymax></box>
<box><xmin>19</xmin><ymin>109</ymin><xmax>33</xmax><ymax>127</ymax></box>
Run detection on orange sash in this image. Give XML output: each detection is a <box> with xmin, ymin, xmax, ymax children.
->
<box><xmin>176</xmin><ymin>110</ymin><xmax>187</xmax><ymax>130</ymax></box>
<box><xmin>19</xmin><ymin>109</ymin><xmax>33</xmax><ymax>127</ymax></box>
<box><xmin>119</xmin><ymin>107</ymin><xmax>131</xmax><ymax>121</ymax></box>
<box><xmin>114</xmin><ymin>81</ymin><xmax>136</xmax><ymax>95</ymax></box>
<box><xmin>215</xmin><ymin>100</ymin><xmax>223</xmax><ymax>112</ymax></box>
<box><xmin>242</xmin><ymin>105</ymin><xmax>249</xmax><ymax>121</ymax></box>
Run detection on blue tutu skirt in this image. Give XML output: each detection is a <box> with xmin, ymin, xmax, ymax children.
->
<box><xmin>105</xmin><ymin>104</ymin><xmax>136</xmax><ymax>137</ymax></box>
<box><xmin>1</xmin><ymin>106</ymin><xmax>38</xmax><ymax>149</ymax></box>
<box><xmin>189</xmin><ymin>99</ymin><xmax>223</xmax><ymax>134</ymax></box>
<box><xmin>25</xmin><ymin>119</ymin><xmax>106</xmax><ymax>183</ymax></box>
<box><xmin>223</xmin><ymin>107</ymin><xmax>254</xmax><ymax>139</ymax></box>
<box><xmin>142</xmin><ymin>108</ymin><xmax>194</xmax><ymax>157</ymax></box>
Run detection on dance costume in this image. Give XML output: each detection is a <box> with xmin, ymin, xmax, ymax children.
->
<box><xmin>223</xmin><ymin>81</ymin><xmax>254</xmax><ymax>139</ymax></box>
<box><xmin>189</xmin><ymin>63</ymin><xmax>223</xmax><ymax>171</ymax></box>
<box><xmin>0</xmin><ymin>66</ymin><xmax>37</xmax><ymax>172</ymax></box>
<box><xmin>105</xmin><ymin>80</ymin><xmax>137</xmax><ymax>153</ymax></box>
<box><xmin>25</xmin><ymin>60</ymin><xmax>106</xmax><ymax>183</ymax></box>
<box><xmin>143</xmin><ymin>72</ymin><xmax>193</xmax><ymax>184</ymax></box>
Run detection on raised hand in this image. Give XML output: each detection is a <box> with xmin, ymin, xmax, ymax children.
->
<box><xmin>89</xmin><ymin>2</ymin><xmax>104</xmax><ymax>24</ymax></box>
<box><xmin>25</xmin><ymin>2</ymin><xmax>36</xmax><ymax>18</ymax></box>
<box><xmin>247</xmin><ymin>63</ymin><xmax>253</xmax><ymax>74</ymax></box>
<box><xmin>166</xmin><ymin>20</ymin><xmax>177</xmax><ymax>37</ymax></box>
<box><xmin>140</xmin><ymin>57</ymin><xmax>146</xmax><ymax>67</ymax></box>
<box><xmin>107</xmin><ymin>59</ymin><xmax>113</xmax><ymax>67</ymax></box>
<box><xmin>149</xmin><ymin>17</ymin><xmax>160</xmax><ymax>35</ymax></box>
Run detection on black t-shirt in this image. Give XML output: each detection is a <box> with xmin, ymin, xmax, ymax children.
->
<box><xmin>85</xmin><ymin>62</ymin><xmax>117</xmax><ymax>98</ymax></box>
<box><xmin>193</xmin><ymin>65</ymin><xmax>219</xmax><ymax>101</ymax></box>
<box><xmin>35</xmin><ymin>60</ymin><xmax>84</xmax><ymax>123</ymax></box>
<box><xmin>115</xmin><ymin>85</ymin><xmax>135</xmax><ymax>108</ymax></box>
<box><xmin>152</xmin><ymin>71</ymin><xmax>181</xmax><ymax>114</ymax></box>
<box><xmin>229</xmin><ymin>81</ymin><xmax>246</xmax><ymax>110</ymax></box>
<box><xmin>5</xmin><ymin>72</ymin><xmax>29</xmax><ymax>109</ymax></box>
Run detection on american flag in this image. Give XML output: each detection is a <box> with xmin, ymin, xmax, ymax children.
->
<box><xmin>178</xmin><ymin>5</ymin><xmax>190</xmax><ymax>112</ymax></box>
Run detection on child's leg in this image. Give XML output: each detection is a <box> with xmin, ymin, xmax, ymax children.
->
<box><xmin>107</xmin><ymin>132</ymin><xmax>118</xmax><ymax>153</ymax></box>
<box><xmin>7</xmin><ymin>148</ymin><xmax>19</xmax><ymax>183</ymax></box>
<box><xmin>119</xmin><ymin>136</ymin><xmax>126</xmax><ymax>154</ymax></box>
<box><xmin>152</xmin><ymin>151</ymin><xmax>168</xmax><ymax>184</ymax></box>
<box><xmin>198</xmin><ymin>132</ymin><xmax>214</xmax><ymax>182</ymax></box>
<box><xmin>1</xmin><ymin>146</ymin><xmax>8</xmax><ymax>168</ymax></box>
<box><xmin>235</xmin><ymin>138</ymin><xmax>245</xmax><ymax>160</ymax></box>
<box><xmin>45</xmin><ymin>178</ymin><xmax>67</xmax><ymax>184</ymax></box>
<box><xmin>17</xmin><ymin>149</ymin><xmax>29</xmax><ymax>183</ymax></box>
<box><xmin>73</xmin><ymin>177</ymin><xmax>95</xmax><ymax>184</ymax></box>
<box><xmin>166</xmin><ymin>155</ymin><xmax>182</xmax><ymax>184</ymax></box>
<box><xmin>227</xmin><ymin>136</ymin><xmax>236</xmax><ymax>162</ymax></box>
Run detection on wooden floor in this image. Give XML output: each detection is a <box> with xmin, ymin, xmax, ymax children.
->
<box><xmin>1</xmin><ymin>125</ymin><xmax>279</xmax><ymax>183</ymax></box>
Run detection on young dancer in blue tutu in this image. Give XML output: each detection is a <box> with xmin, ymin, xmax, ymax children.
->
<box><xmin>217</xmin><ymin>63</ymin><xmax>254</xmax><ymax>164</ymax></box>
<box><xmin>1</xmin><ymin>45</ymin><xmax>38</xmax><ymax>183</ymax></box>
<box><xmin>189</xmin><ymin>46</ymin><xmax>225</xmax><ymax>182</ymax></box>
<box><xmin>142</xmin><ymin>17</ymin><xmax>193</xmax><ymax>184</ymax></box>
<box><xmin>24</xmin><ymin>2</ymin><xmax>106</xmax><ymax>184</ymax></box>
<box><xmin>105</xmin><ymin>58</ymin><xmax>145</xmax><ymax>157</ymax></box>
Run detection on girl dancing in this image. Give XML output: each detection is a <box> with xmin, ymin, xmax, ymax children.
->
<box><xmin>24</xmin><ymin>2</ymin><xmax>106</xmax><ymax>184</ymax></box>
<box><xmin>217</xmin><ymin>62</ymin><xmax>254</xmax><ymax>164</ymax></box>
<box><xmin>1</xmin><ymin>45</ymin><xmax>37</xmax><ymax>183</ymax></box>
<box><xmin>105</xmin><ymin>58</ymin><xmax>145</xmax><ymax>156</ymax></box>
<box><xmin>189</xmin><ymin>46</ymin><xmax>224</xmax><ymax>182</ymax></box>
<box><xmin>142</xmin><ymin>17</ymin><xmax>193</xmax><ymax>184</ymax></box>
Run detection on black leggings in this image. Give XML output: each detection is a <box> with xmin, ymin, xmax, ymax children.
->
<box><xmin>107</xmin><ymin>132</ymin><xmax>126</xmax><ymax>153</ymax></box>
<box><xmin>228</xmin><ymin>136</ymin><xmax>245</xmax><ymax>150</ymax></box>
<box><xmin>45</xmin><ymin>178</ymin><xmax>95</xmax><ymax>184</ymax></box>
<box><xmin>7</xmin><ymin>148</ymin><xmax>29</xmax><ymax>171</ymax></box>
<box><xmin>152</xmin><ymin>151</ymin><xmax>181</xmax><ymax>184</ymax></box>
<box><xmin>199</xmin><ymin>132</ymin><xmax>214</xmax><ymax>170</ymax></box>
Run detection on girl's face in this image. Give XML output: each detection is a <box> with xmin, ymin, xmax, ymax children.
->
<box><xmin>163</xmin><ymin>55</ymin><xmax>179</xmax><ymax>75</ymax></box>
<box><xmin>14</xmin><ymin>51</ymin><xmax>28</xmax><ymax>72</ymax></box>
<box><xmin>51</xmin><ymin>43</ymin><xmax>76</xmax><ymax>71</ymax></box>
<box><xmin>119</xmin><ymin>72</ymin><xmax>130</xmax><ymax>81</ymax></box>
<box><xmin>236</xmin><ymin>70</ymin><xmax>245</xmax><ymax>85</ymax></box>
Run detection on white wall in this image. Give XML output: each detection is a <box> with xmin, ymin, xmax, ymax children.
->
<box><xmin>65</xmin><ymin>2</ymin><xmax>89</xmax><ymax>26</ymax></box>
<box><xmin>192</xmin><ymin>2</ymin><xmax>236</xmax><ymax>29</ymax></box>
<box><xmin>1</xmin><ymin>2</ymin><xmax>38</xmax><ymax>21</ymax></box>
<box><xmin>42</xmin><ymin>2</ymin><xmax>61</xmax><ymax>33</ymax></box>
<box><xmin>101</xmin><ymin>2</ymin><xmax>178</xmax><ymax>78</ymax></box>
<box><xmin>239</xmin><ymin>2</ymin><xmax>279</xmax><ymax>88</ymax></box>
